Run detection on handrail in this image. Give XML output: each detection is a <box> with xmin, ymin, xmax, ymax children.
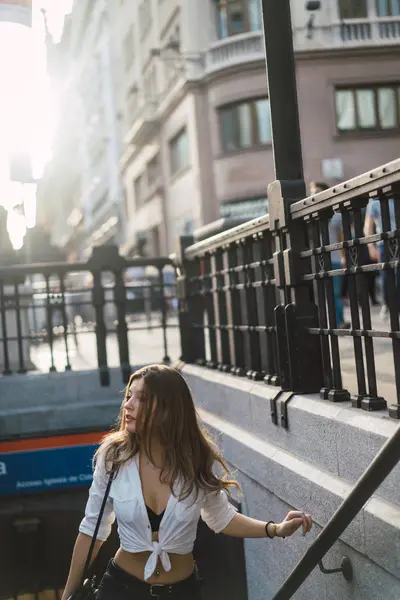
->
<box><xmin>272</xmin><ymin>423</ymin><xmax>400</xmax><ymax>599</ymax></box>
<box><xmin>290</xmin><ymin>158</ymin><xmax>400</xmax><ymax>220</ymax></box>
<box><xmin>0</xmin><ymin>254</ymin><xmax>174</xmax><ymax>278</ymax></box>
<box><xmin>184</xmin><ymin>214</ymin><xmax>270</xmax><ymax>259</ymax></box>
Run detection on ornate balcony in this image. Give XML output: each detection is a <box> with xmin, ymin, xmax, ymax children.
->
<box><xmin>124</xmin><ymin>101</ymin><xmax>159</xmax><ymax>148</ymax></box>
<box><xmin>205</xmin><ymin>31</ymin><xmax>265</xmax><ymax>75</ymax></box>
<box><xmin>333</xmin><ymin>16</ymin><xmax>400</xmax><ymax>46</ymax></box>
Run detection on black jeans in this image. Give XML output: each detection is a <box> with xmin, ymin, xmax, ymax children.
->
<box><xmin>96</xmin><ymin>559</ymin><xmax>203</xmax><ymax>600</ymax></box>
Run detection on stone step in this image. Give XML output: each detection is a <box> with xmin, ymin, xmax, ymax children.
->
<box><xmin>198</xmin><ymin>407</ymin><xmax>400</xmax><ymax>600</ymax></box>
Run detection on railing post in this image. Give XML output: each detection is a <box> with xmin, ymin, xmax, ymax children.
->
<box><xmin>261</xmin><ymin>0</ymin><xmax>324</xmax><ymax>393</ymax></box>
<box><xmin>177</xmin><ymin>236</ymin><xmax>206</xmax><ymax>365</ymax></box>
<box><xmin>87</xmin><ymin>245</ymin><xmax>131</xmax><ymax>386</ymax></box>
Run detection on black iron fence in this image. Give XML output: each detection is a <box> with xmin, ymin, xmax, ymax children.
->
<box><xmin>0</xmin><ymin>245</ymin><xmax>177</xmax><ymax>386</ymax></box>
<box><xmin>177</xmin><ymin>158</ymin><xmax>400</xmax><ymax>420</ymax></box>
<box><xmin>2</xmin><ymin>164</ymin><xmax>400</xmax><ymax>421</ymax></box>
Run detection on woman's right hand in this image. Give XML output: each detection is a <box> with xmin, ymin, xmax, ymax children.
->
<box><xmin>276</xmin><ymin>510</ymin><xmax>313</xmax><ymax>538</ymax></box>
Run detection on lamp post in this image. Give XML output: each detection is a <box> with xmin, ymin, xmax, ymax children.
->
<box><xmin>260</xmin><ymin>0</ymin><xmax>324</xmax><ymax>393</ymax></box>
<box><xmin>260</xmin><ymin>0</ymin><xmax>304</xmax><ymax>183</ymax></box>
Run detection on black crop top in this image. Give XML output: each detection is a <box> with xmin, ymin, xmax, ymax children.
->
<box><xmin>146</xmin><ymin>505</ymin><xmax>165</xmax><ymax>532</ymax></box>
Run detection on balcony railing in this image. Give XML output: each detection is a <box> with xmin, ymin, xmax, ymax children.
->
<box><xmin>205</xmin><ymin>31</ymin><xmax>265</xmax><ymax>75</ymax></box>
<box><xmin>201</xmin><ymin>16</ymin><xmax>400</xmax><ymax>76</ymax></box>
<box><xmin>333</xmin><ymin>16</ymin><xmax>400</xmax><ymax>45</ymax></box>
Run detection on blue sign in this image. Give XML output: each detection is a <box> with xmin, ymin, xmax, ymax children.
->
<box><xmin>0</xmin><ymin>444</ymin><xmax>98</xmax><ymax>496</ymax></box>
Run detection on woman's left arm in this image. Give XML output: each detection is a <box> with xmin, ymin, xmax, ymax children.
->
<box><xmin>222</xmin><ymin>510</ymin><xmax>313</xmax><ymax>539</ymax></box>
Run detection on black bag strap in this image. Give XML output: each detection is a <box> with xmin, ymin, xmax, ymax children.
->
<box><xmin>80</xmin><ymin>468</ymin><xmax>114</xmax><ymax>585</ymax></box>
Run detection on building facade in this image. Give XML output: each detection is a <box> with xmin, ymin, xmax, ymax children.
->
<box><xmin>38</xmin><ymin>0</ymin><xmax>400</xmax><ymax>258</ymax></box>
<box><xmin>116</xmin><ymin>0</ymin><xmax>400</xmax><ymax>256</ymax></box>
<box><xmin>37</xmin><ymin>0</ymin><xmax>125</xmax><ymax>260</ymax></box>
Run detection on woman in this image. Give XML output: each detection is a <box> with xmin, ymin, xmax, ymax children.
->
<box><xmin>62</xmin><ymin>365</ymin><xmax>313</xmax><ymax>599</ymax></box>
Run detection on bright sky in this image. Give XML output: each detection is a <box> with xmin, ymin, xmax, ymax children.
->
<box><xmin>0</xmin><ymin>0</ymin><xmax>72</xmax><ymax>249</ymax></box>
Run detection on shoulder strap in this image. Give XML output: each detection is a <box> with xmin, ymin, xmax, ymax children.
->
<box><xmin>80</xmin><ymin>469</ymin><xmax>114</xmax><ymax>585</ymax></box>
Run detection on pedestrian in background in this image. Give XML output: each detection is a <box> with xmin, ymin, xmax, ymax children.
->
<box><xmin>364</xmin><ymin>197</ymin><xmax>398</xmax><ymax>320</ymax></box>
<box><xmin>310</xmin><ymin>182</ymin><xmax>350</xmax><ymax>329</ymax></box>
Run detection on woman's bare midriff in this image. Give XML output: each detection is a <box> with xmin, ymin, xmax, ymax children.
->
<box><xmin>114</xmin><ymin>538</ymin><xmax>195</xmax><ymax>585</ymax></box>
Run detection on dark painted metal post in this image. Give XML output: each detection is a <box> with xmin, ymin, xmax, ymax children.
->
<box><xmin>261</xmin><ymin>0</ymin><xmax>303</xmax><ymax>182</ymax></box>
<box><xmin>114</xmin><ymin>267</ymin><xmax>132</xmax><ymax>384</ymax></box>
<box><xmin>158</xmin><ymin>267</ymin><xmax>171</xmax><ymax>364</ymax></box>
<box><xmin>87</xmin><ymin>246</ymin><xmax>116</xmax><ymax>387</ymax></box>
<box><xmin>203</xmin><ymin>253</ymin><xmax>218</xmax><ymax>368</ymax></box>
<box><xmin>177</xmin><ymin>236</ymin><xmax>206</xmax><ymax>364</ymax></box>
<box><xmin>0</xmin><ymin>282</ymin><xmax>12</xmax><ymax>375</ymax></box>
<box><xmin>213</xmin><ymin>248</ymin><xmax>230</xmax><ymax>371</ymax></box>
<box><xmin>13</xmin><ymin>283</ymin><xmax>27</xmax><ymax>374</ymax></box>
<box><xmin>261</xmin><ymin>0</ymin><xmax>324</xmax><ymax>393</ymax></box>
<box><xmin>45</xmin><ymin>274</ymin><xmax>56</xmax><ymax>373</ymax></box>
<box><xmin>59</xmin><ymin>273</ymin><xmax>72</xmax><ymax>372</ymax></box>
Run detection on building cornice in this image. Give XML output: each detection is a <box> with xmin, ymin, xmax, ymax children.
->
<box><xmin>295</xmin><ymin>44</ymin><xmax>400</xmax><ymax>62</ymax></box>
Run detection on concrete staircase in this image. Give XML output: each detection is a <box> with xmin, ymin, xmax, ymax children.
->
<box><xmin>184</xmin><ymin>365</ymin><xmax>400</xmax><ymax>600</ymax></box>
<box><xmin>1</xmin><ymin>365</ymin><xmax>399</xmax><ymax>599</ymax></box>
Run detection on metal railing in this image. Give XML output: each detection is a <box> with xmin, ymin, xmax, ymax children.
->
<box><xmin>177</xmin><ymin>160</ymin><xmax>400</xmax><ymax>419</ymax></box>
<box><xmin>0</xmin><ymin>245</ymin><xmax>177</xmax><ymax>386</ymax></box>
<box><xmin>178</xmin><ymin>215</ymin><xmax>280</xmax><ymax>384</ymax></box>
<box><xmin>176</xmin><ymin>0</ymin><xmax>400</xmax><ymax>424</ymax></box>
<box><xmin>291</xmin><ymin>160</ymin><xmax>400</xmax><ymax>418</ymax></box>
<box><xmin>272</xmin><ymin>420</ymin><xmax>400</xmax><ymax>599</ymax></box>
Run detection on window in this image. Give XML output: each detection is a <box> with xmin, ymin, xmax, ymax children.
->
<box><xmin>335</xmin><ymin>84</ymin><xmax>400</xmax><ymax>133</ymax></box>
<box><xmin>170</xmin><ymin>128</ymin><xmax>189</xmax><ymax>176</ymax></box>
<box><xmin>216</xmin><ymin>0</ymin><xmax>262</xmax><ymax>39</ymax></box>
<box><xmin>134</xmin><ymin>173</ymin><xmax>144</xmax><ymax>207</ymax></box>
<box><xmin>123</xmin><ymin>26</ymin><xmax>134</xmax><ymax>71</ymax></box>
<box><xmin>147</xmin><ymin>154</ymin><xmax>161</xmax><ymax>187</ymax></box>
<box><xmin>376</xmin><ymin>0</ymin><xmax>400</xmax><ymax>16</ymax></box>
<box><xmin>219</xmin><ymin>97</ymin><xmax>272</xmax><ymax>152</ymax></box>
<box><xmin>338</xmin><ymin>0</ymin><xmax>367</xmax><ymax>19</ymax></box>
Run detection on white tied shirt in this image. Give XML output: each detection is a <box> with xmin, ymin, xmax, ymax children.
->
<box><xmin>79</xmin><ymin>453</ymin><xmax>237</xmax><ymax>580</ymax></box>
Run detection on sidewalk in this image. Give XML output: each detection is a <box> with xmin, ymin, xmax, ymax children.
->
<box><xmin>30</xmin><ymin>318</ymin><xmax>181</xmax><ymax>374</ymax></box>
<box><xmin>28</xmin><ymin>307</ymin><xmax>397</xmax><ymax>407</ymax></box>
<box><xmin>339</xmin><ymin>304</ymin><xmax>397</xmax><ymax>405</ymax></box>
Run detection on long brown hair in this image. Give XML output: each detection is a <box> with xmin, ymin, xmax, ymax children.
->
<box><xmin>95</xmin><ymin>364</ymin><xmax>239</xmax><ymax>499</ymax></box>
